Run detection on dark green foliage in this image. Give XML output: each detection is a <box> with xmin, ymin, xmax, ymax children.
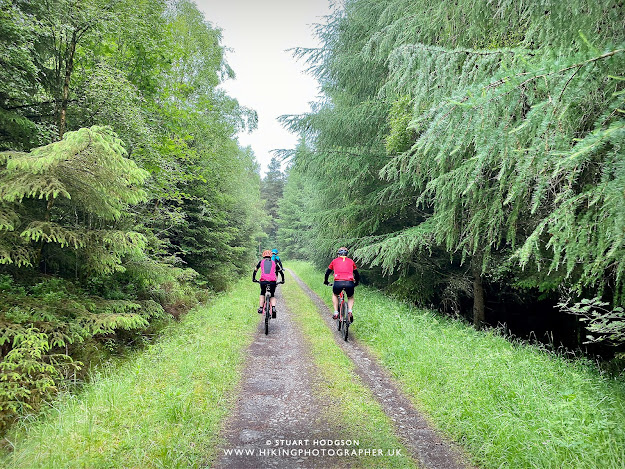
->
<box><xmin>261</xmin><ymin>156</ymin><xmax>286</xmax><ymax>247</ymax></box>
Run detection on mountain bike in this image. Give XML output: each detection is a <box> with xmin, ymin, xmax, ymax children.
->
<box><xmin>262</xmin><ymin>283</ymin><xmax>271</xmax><ymax>335</ymax></box>
<box><xmin>329</xmin><ymin>283</ymin><xmax>350</xmax><ymax>341</ymax></box>
<box><xmin>254</xmin><ymin>280</ymin><xmax>283</xmax><ymax>335</ymax></box>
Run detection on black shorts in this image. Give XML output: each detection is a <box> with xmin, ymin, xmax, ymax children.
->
<box><xmin>333</xmin><ymin>280</ymin><xmax>355</xmax><ymax>298</ymax></box>
<box><xmin>259</xmin><ymin>281</ymin><xmax>277</xmax><ymax>297</ymax></box>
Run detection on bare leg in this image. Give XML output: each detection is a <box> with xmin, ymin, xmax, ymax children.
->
<box><xmin>347</xmin><ymin>296</ymin><xmax>354</xmax><ymax>311</ymax></box>
<box><xmin>259</xmin><ymin>295</ymin><xmax>264</xmax><ymax>308</ymax></box>
<box><xmin>271</xmin><ymin>296</ymin><xmax>277</xmax><ymax>307</ymax></box>
<box><xmin>332</xmin><ymin>293</ymin><xmax>339</xmax><ymax>312</ymax></box>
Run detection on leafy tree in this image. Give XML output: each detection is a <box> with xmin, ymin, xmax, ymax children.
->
<box><xmin>276</xmin><ymin>141</ymin><xmax>317</xmax><ymax>260</ymax></box>
<box><xmin>0</xmin><ymin>0</ymin><xmax>49</xmax><ymax>150</ymax></box>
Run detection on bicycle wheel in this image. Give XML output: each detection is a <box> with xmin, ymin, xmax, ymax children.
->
<box><xmin>264</xmin><ymin>293</ymin><xmax>271</xmax><ymax>335</ymax></box>
<box><xmin>341</xmin><ymin>301</ymin><xmax>349</xmax><ymax>341</ymax></box>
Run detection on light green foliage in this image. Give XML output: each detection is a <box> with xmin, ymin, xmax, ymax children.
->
<box><xmin>0</xmin><ymin>0</ymin><xmax>264</xmax><ymax>436</ymax></box>
<box><xmin>0</xmin><ymin>126</ymin><xmax>149</xmax><ymax>273</ymax></box>
<box><xmin>284</xmin><ymin>0</ymin><xmax>625</xmax><ymax>341</ymax></box>
<box><xmin>0</xmin><ymin>274</ymin><xmax>167</xmax><ymax>432</ymax></box>
<box><xmin>260</xmin><ymin>156</ymin><xmax>285</xmax><ymax>247</ymax></box>
<box><xmin>0</xmin><ymin>279</ymin><xmax>260</xmax><ymax>468</ymax></box>
<box><xmin>290</xmin><ymin>261</ymin><xmax>625</xmax><ymax>469</ymax></box>
<box><xmin>559</xmin><ymin>298</ymin><xmax>625</xmax><ymax>350</ymax></box>
<box><xmin>0</xmin><ymin>327</ymin><xmax>78</xmax><ymax>434</ymax></box>
<box><xmin>276</xmin><ymin>147</ymin><xmax>318</xmax><ymax>260</ymax></box>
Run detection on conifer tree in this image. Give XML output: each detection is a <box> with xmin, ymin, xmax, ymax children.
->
<box><xmin>0</xmin><ymin>126</ymin><xmax>149</xmax><ymax>275</ymax></box>
<box><xmin>287</xmin><ymin>0</ymin><xmax>625</xmax><ymax>340</ymax></box>
<box><xmin>260</xmin><ymin>156</ymin><xmax>286</xmax><ymax>247</ymax></box>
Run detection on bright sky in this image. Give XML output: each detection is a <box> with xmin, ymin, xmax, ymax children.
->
<box><xmin>194</xmin><ymin>0</ymin><xmax>333</xmax><ymax>176</ymax></box>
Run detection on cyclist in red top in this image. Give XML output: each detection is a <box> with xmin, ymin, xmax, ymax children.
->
<box><xmin>324</xmin><ymin>247</ymin><xmax>360</xmax><ymax>322</ymax></box>
<box><xmin>253</xmin><ymin>249</ymin><xmax>285</xmax><ymax>318</ymax></box>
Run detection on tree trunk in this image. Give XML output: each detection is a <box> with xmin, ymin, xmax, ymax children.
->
<box><xmin>472</xmin><ymin>257</ymin><xmax>485</xmax><ymax>329</ymax></box>
<box><xmin>58</xmin><ymin>30</ymin><xmax>78</xmax><ymax>140</ymax></box>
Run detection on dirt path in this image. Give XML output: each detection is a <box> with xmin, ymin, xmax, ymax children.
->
<box><xmin>214</xmin><ymin>288</ymin><xmax>352</xmax><ymax>469</ymax></box>
<box><xmin>289</xmin><ymin>270</ymin><xmax>476</xmax><ymax>469</ymax></box>
<box><xmin>215</xmin><ymin>273</ymin><xmax>475</xmax><ymax>469</ymax></box>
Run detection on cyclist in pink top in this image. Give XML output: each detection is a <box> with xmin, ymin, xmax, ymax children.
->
<box><xmin>253</xmin><ymin>249</ymin><xmax>285</xmax><ymax>318</ymax></box>
<box><xmin>323</xmin><ymin>247</ymin><xmax>360</xmax><ymax>322</ymax></box>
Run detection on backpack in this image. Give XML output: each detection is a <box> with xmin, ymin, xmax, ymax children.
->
<box><xmin>259</xmin><ymin>259</ymin><xmax>277</xmax><ymax>282</ymax></box>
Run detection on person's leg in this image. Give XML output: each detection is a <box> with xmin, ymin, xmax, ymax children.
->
<box><xmin>332</xmin><ymin>293</ymin><xmax>339</xmax><ymax>311</ymax></box>
<box><xmin>270</xmin><ymin>282</ymin><xmax>278</xmax><ymax>317</ymax></box>
<box><xmin>347</xmin><ymin>296</ymin><xmax>354</xmax><ymax>311</ymax></box>
<box><xmin>258</xmin><ymin>283</ymin><xmax>266</xmax><ymax>313</ymax></box>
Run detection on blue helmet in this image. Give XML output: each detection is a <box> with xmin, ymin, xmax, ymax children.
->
<box><xmin>271</xmin><ymin>249</ymin><xmax>278</xmax><ymax>254</ymax></box>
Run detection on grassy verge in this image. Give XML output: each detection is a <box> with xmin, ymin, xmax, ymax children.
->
<box><xmin>1</xmin><ymin>279</ymin><xmax>260</xmax><ymax>468</ymax></box>
<box><xmin>281</xmin><ymin>273</ymin><xmax>417</xmax><ymax>468</ymax></box>
<box><xmin>288</xmin><ymin>260</ymin><xmax>625</xmax><ymax>469</ymax></box>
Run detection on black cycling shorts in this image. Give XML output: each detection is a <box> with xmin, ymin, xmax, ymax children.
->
<box><xmin>259</xmin><ymin>281</ymin><xmax>277</xmax><ymax>297</ymax></box>
<box><xmin>333</xmin><ymin>280</ymin><xmax>355</xmax><ymax>298</ymax></box>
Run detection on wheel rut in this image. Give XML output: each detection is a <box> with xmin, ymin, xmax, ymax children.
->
<box><xmin>288</xmin><ymin>269</ymin><xmax>476</xmax><ymax>469</ymax></box>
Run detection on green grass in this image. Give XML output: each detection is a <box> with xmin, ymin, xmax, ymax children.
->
<box><xmin>281</xmin><ymin>273</ymin><xmax>418</xmax><ymax>468</ymax></box>
<box><xmin>288</xmin><ymin>260</ymin><xmax>625</xmax><ymax>469</ymax></box>
<box><xmin>1</xmin><ymin>279</ymin><xmax>261</xmax><ymax>468</ymax></box>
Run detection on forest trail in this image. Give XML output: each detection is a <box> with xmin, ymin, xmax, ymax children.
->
<box><xmin>214</xmin><ymin>284</ymin><xmax>352</xmax><ymax>469</ymax></box>
<box><xmin>215</xmin><ymin>271</ymin><xmax>474</xmax><ymax>469</ymax></box>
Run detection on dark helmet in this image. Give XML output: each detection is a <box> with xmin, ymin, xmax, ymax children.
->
<box><xmin>337</xmin><ymin>247</ymin><xmax>348</xmax><ymax>256</ymax></box>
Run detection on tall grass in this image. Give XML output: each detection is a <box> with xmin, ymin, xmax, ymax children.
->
<box><xmin>281</xmin><ymin>275</ymin><xmax>417</xmax><ymax>468</ymax></box>
<box><xmin>289</xmin><ymin>261</ymin><xmax>625</xmax><ymax>469</ymax></box>
<box><xmin>1</xmin><ymin>279</ymin><xmax>261</xmax><ymax>468</ymax></box>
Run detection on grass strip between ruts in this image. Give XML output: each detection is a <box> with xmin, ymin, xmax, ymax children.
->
<box><xmin>288</xmin><ymin>260</ymin><xmax>625</xmax><ymax>469</ymax></box>
<box><xmin>1</xmin><ymin>279</ymin><xmax>261</xmax><ymax>469</ymax></box>
<box><xmin>281</xmin><ymin>271</ymin><xmax>418</xmax><ymax>468</ymax></box>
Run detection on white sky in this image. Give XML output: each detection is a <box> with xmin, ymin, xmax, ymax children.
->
<box><xmin>194</xmin><ymin>0</ymin><xmax>333</xmax><ymax>176</ymax></box>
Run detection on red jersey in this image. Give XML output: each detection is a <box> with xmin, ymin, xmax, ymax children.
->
<box><xmin>328</xmin><ymin>256</ymin><xmax>357</xmax><ymax>281</ymax></box>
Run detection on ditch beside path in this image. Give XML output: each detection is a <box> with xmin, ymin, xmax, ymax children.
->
<box><xmin>214</xmin><ymin>288</ymin><xmax>353</xmax><ymax>469</ymax></box>
<box><xmin>289</xmin><ymin>269</ymin><xmax>476</xmax><ymax>469</ymax></box>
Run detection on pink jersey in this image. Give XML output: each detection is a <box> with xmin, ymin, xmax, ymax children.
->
<box><xmin>328</xmin><ymin>257</ymin><xmax>357</xmax><ymax>281</ymax></box>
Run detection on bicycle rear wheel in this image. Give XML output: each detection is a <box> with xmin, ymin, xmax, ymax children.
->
<box><xmin>341</xmin><ymin>301</ymin><xmax>349</xmax><ymax>341</ymax></box>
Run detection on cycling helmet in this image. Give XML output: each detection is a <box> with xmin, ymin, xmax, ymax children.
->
<box><xmin>271</xmin><ymin>249</ymin><xmax>278</xmax><ymax>254</ymax></box>
<box><xmin>337</xmin><ymin>247</ymin><xmax>349</xmax><ymax>256</ymax></box>
<box><xmin>262</xmin><ymin>249</ymin><xmax>272</xmax><ymax>258</ymax></box>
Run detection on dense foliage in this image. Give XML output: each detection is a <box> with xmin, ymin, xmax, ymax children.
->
<box><xmin>0</xmin><ymin>0</ymin><xmax>263</xmax><ymax>431</ymax></box>
<box><xmin>279</xmin><ymin>0</ymin><xmax>625</xmax><ymax>348</ymax></box>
